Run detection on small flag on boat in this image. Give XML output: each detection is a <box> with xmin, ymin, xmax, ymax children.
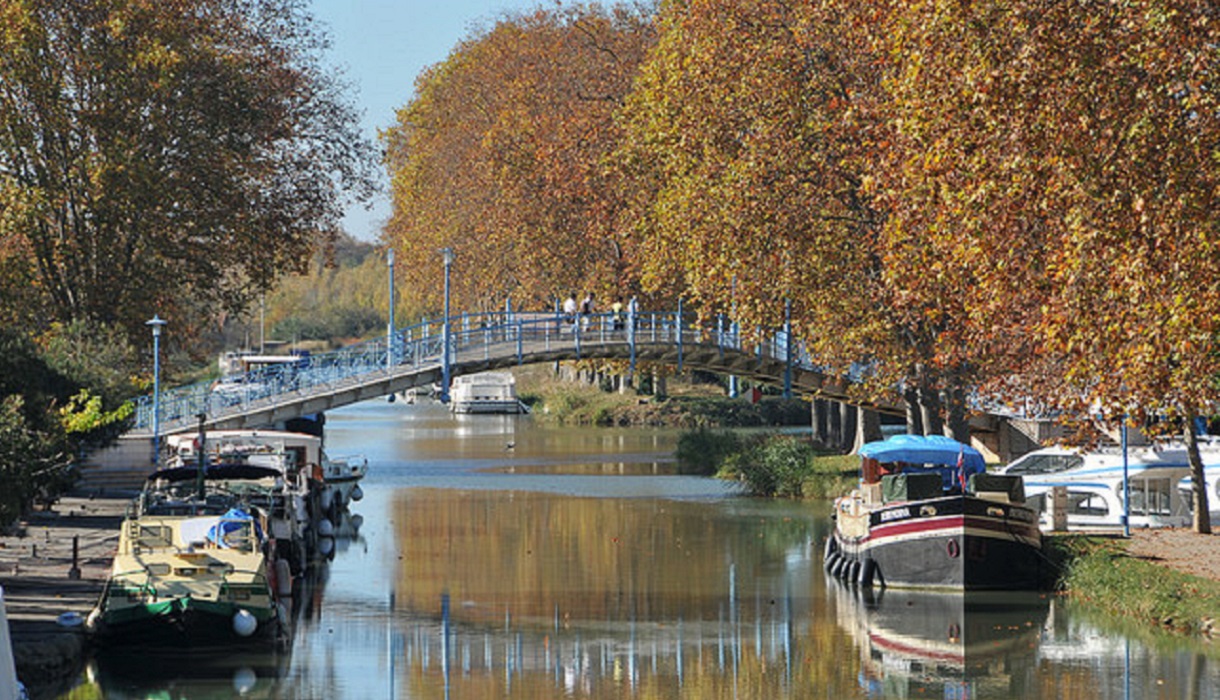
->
<box><xmin>956</xmin><ymin>446</ymin><xmax>967</xmax><ymax>492</ymax></box>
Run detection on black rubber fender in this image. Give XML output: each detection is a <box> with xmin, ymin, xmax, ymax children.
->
<box><xmin>858</xmin><ymin>558</ymin><xmax>877</xmax><ymax>588</ymax></box>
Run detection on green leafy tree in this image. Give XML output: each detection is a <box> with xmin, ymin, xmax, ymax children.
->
<box><xmin>0</xmin><ymin>328</ymin><xmax>79</xmax><ymax>522</ymax></box>
<box><xmin>0</xmin><ymin>0</ymin><xmax>377</xmax><ymax>344</ymax></box>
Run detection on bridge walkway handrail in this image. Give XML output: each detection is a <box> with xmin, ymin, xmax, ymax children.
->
<box><xmin>132</xmin><ymin>309</ymin><xmax>813</xmax><ymax>432</ymax></box>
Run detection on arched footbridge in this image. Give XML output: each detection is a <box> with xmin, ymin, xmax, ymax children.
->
<box><xmin>130</xmin><ymin>309</ymin><xmax>894</xmax><ymax>437</ymax></box>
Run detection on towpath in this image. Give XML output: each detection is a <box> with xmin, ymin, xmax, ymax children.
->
<box><xmin>1126</xmin><ymin>527</ymin><xmax>1220</xmax><ymax>582</ymax></box>
<box><xmin>0</xmin><ymin>495</ymin><xmax>128</xmax><ymax>696</ymax></box>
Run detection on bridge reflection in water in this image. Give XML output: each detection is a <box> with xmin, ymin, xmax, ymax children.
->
<box><xmin>394</xmin><ymin>585</ymin><xmax>815</xmax><ymax>698</ymax></box>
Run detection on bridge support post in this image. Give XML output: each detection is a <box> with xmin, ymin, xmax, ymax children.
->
<box><xmin>440</xmin><ymin>248</ymin><xmax>453</xmax><ymax>403</ymax></box>
<box><xmin>783</xmin><ymin>298</ymin><xmax>793</xmax><ymax>399</ymax></box>
<box><xmin>676</xmin><ymin>298</ymin><xmax>683</xmax><ymax>373</ymax></box>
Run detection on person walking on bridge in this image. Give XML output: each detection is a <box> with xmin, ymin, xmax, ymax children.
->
<box><xmin>580</xmin><ymin>292</ymin><xmax>595</xmax><ymax>332</ymax></box>
<box><xmin>563</xmin><ymin>293</ymin><xmax>578</xmax><ymax>331</ymax></box>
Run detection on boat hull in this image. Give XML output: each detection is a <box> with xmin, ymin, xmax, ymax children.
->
<box><xmin>92</xmin><ymin>597</ymin><xmax>281</xmax><ymax>649</ymax></box>
<box><xmin>451</xmin><ymin>399</ymin><xmax>526</xmax><ymax>414</ymax></box>
<box><xmin>828</xmin><ymin>496</ymin><xmax>1043</xmax><ymax>590</ymax></box>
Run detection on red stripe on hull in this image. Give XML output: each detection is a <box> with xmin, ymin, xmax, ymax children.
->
<box><xmin>867</xmin><ymin>515</ymin><xmax>1039</xmax><ymax>545</ymax></box>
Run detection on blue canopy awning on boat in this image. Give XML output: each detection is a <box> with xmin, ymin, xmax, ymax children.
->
<box><xmin>207</xmin><ymin>507</ymin><xmax>263</xmax><ymax>547</ymax></box>
<box><xmin>858</xmin><ymin>434</ymin><xmax>985</xmax><ymax>472</ymax></box>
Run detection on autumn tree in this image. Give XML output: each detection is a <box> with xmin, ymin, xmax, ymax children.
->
<box><xmin>383</xmin><ymin>4</ymin><xmax>655</xmax><ymax>313</ymax></box>
<box><xmin>0</xmin><ymin>0</ymin><xmax>377</xmax><ymax>346</ymax></box>
<box><xmin>883</xmin><ymin>0</ymin><xmax>1220</xmax><ymax>530</ymax></box>
<box><xmin>614</xmin><ymin>0</ymin><xmax>982</xmax><ymax>431</ymax></box>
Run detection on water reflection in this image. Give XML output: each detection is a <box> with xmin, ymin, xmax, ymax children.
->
<box><xmin>829</xmin><ymin>583</ymin><xmax>1049</xmax><ymax>698</ymax></box>
<box><xmin>89</xmin><ymin>649</ymin><xmax>288</xmax><ymax>699</ymax></box>
<box><xmin>383</xmin><ymin>488</ymin><xmax>858</xmax><ymax>698</ymax></box>
<box><xmin>69</xmin><ymin>401</ymin><xmax>1220</xmax><ymax>699</ymax></box>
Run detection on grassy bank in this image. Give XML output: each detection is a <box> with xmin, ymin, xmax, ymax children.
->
<box><xmin>518</xmin><ymin>367</ymin><xmax>808</xmax><ymax>428</ymax></box>
<box><xmin>1050</xmin><ymin>535</ymin><xmax>1220</xmax><ymax>639</ymax></box>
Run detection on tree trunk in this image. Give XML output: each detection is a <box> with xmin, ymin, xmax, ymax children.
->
<box><xmin>944</xmin><ymin>383</ymin><xmax>970</xmax><ymax>443</ymax></box>
<box><xmin>854</xmin><ymin>406</ymin><xmax>883</xmax><ymax>453</ymax></box>
<box><xmin>839</xmin><ymin>402</ymin><xmax>858</xmax><ymax>453</ymax></box>
<box><xmin>1186</xmin><ymin>412</ymin><xmax>1212</xmax><ymax>534</ymax></box>
<box><xmin>919</xmin><ymin>385</ymin><xmax>943</xmax><ymax>436</ymax></box>
<box><xmin>811</xmin><ymin>399</ymin><xmax>830</xmax><ymax>447</ymax></box>
<box><xmin>904</xmin><ymin>387</ymin><xmax>922</xmax><ymax>435</ymax></box>
<box><xmin>828</xmin><ymin>402</ymin><xmax>843</xmax><ymax>451</ymax></box>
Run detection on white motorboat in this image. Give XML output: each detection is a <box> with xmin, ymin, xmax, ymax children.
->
<box><xmin>449</xmin><ymin>372</ymin><xmax>529</xmax><ymax>414</ymax></box>
<box><xmin>164</xmin><ymin>430</ymin><xmax>354</xmax><ymax>569</ymax></box>
<box><xmin>1001</xmin><ymin>444</ymin><xmax>1212</xmax><ymax>530</ymax></box>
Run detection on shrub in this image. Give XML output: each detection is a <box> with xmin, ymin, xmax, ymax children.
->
<box><xmin>730</xmin><ymin>435</ymin><xmax>814</xmax><ymax>497</ymax></box>
<box><xmin>675</xmin><ymin>428</ymin><xmax>743</xmax><ymax>475</ymax></box>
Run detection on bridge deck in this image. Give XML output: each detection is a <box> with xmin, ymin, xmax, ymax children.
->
<box><xmin>132</xmin><ymin>310</ymin><xmax>890</xmax><ymax>437</ymax></box>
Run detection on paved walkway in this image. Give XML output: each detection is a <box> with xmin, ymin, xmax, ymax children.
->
<box><xmin>1</xmin><ymin>495</ymin><xmax>129</xmax><ymax>696</ymax></box>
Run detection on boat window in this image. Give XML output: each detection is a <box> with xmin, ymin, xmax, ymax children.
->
<box><xmin>1006</xmin><ymin>453</ymin><xmax>1084</xmax><ymax>476</ymax></box>
<box><xmin>137</xmin><ymin>525</ymin><xmax>174</xmax><ymax>549</ymax></box>
<box><xmin>1128</xmin><ymin>478</ymin><xmax>1172</xmax><ymax>516</ymax></box>
<box><xmin>1067</xmin><ymin>492</ymin><xmax>1109</xmax><ymax>517</ymax></box>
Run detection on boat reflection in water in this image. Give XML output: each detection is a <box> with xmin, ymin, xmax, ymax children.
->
<box><xmin>87</xmin><ymin>648</ymin><xmax>290</xmax><ymax>699</ymax></box>
<box><xmin>830</xmin><ymin>579</ymin><xmax>1049</xmax><ymax>698</ymax></box>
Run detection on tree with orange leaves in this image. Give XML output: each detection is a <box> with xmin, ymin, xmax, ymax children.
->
<box><xmin>881</xmin><ymin>0</ymin><xmax>1220</xmax><ymax>530</ymax></box>
<box><xmin>383</xmin><ymin>4</ymin><xmax>654</xmax><ymax>313</ymax></box>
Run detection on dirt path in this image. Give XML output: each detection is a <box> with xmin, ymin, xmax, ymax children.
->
<box><xmin>1125</xmin><ymin>528</ymin><xmax>1220</xmax><ymax>582</ymax></box>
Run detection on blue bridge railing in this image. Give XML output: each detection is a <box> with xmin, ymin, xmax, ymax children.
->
<box><xmin>132</xmin><ymin>308</ymin><xmax>810</xmax><ymax>432</ymax></box>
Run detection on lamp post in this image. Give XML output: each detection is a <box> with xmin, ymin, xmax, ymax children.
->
<box><xmin>387</xmin><ymin>247</ymin><xmax>396</xmax><ymax>371</ymax></box>
<box><xmin>146</xmin><ymin>315</ymin><xmax>168</xmax><ymax>465</ymax></box>
<box><xmin>440</xmin><ymin>247</ymin><xmax>454</xmax><ymax>403</ymax></box>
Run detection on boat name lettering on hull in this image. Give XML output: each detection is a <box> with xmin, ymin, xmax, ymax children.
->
<box><xmin>880</xmin><ymin>507</ymin><xmax>911</xmax><ymax>523</ymax></box>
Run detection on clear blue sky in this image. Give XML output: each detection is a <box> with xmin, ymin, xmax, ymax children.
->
<box><xmin>309</xmin><ymin>0</ymin><xmax>545</xmax><ymax>242</ymax></box>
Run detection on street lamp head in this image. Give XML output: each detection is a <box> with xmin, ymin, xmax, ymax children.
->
<box><xmin>441</xmin><ymin>247</ymin><xmax>454</xmax><ymax>266</ymax></box>
<box><xmin>146</xmin><ymin>314</ymin><xmax>168</xmax><ymax>337</ymax></box>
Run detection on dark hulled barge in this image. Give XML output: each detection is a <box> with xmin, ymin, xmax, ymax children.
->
<box><xmin>825</xmin><ymin>435</ymin><xmax>1043</xmax><ymax>590</ymax></box>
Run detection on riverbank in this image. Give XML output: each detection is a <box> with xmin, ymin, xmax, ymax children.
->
<box><xmin>517</xmin><ymin>366</ymin><xmax>809</xmax><ymax>427</ymax></box>
<box><xmin>1053</xmin><ymin>529</ymin><xmax>1220</xmax><ymax>639</ymax></box>
<box><xmin>1</xmin><ymin>494</ymin><xmax>129</xmax><ymax>698</ymax></box>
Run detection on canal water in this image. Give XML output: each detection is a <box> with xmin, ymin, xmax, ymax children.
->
<box><xmin>81</xmin><ymin>400</ymin><xmax>1220</xmax><ymax>699</ymax></box>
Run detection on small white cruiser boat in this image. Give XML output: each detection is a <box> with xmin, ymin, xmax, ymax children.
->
<box><xmin>1001</xmin><ymin>444</ymin><xmax>1209</xmax><ymax>530</ymax></box>
<box><xmin>449</xmin><ymin>372</ymin><xmax>529</xmax><ymax>414</ymax></box>
<box><xmin>165</xmin><ymin>430</ymin><xmax>363</xmax><ymax>568</ymax></box>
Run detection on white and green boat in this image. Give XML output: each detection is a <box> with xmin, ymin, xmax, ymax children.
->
<box><xmin>88</xmin><ymin>469</ymin><xmax>290</xmax><ymax>649</ymax></box>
